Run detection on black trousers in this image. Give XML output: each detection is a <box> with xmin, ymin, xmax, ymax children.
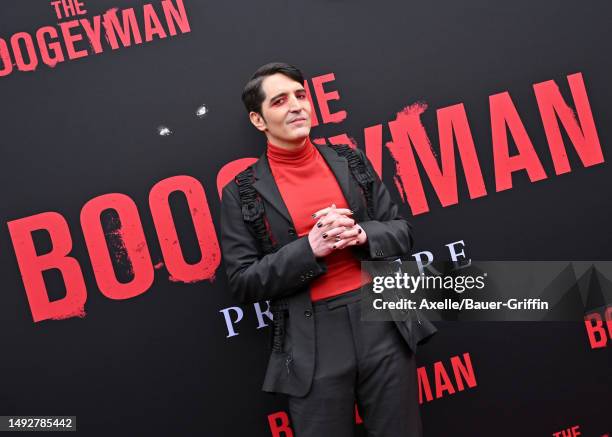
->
<box><xmin>288</xmin><ymin>288</ymin><xmax>422</xmax><ymax>437</ymax></box>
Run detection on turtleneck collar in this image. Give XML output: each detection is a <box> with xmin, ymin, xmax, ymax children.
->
<box><xmin>266</xmin><ymin>137</ymin><xmax>316</xmax><ymax>166</ymax></box>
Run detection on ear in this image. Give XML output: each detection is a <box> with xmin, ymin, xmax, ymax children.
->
<box><xmin>249</xmin><ymin>111</ymin><xmax>267</xmax><ymax>132</ymax></box>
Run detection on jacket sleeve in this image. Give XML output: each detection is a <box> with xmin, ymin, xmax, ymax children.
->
<box><xmin>220</xmin><ymin>183</ymin><xmax>327</xmax><ymax>305</ymax></box>
<box><xmin>352</xmin><ymin>147</ymin><xmax>415</xmax><ymax>260</ymax></box>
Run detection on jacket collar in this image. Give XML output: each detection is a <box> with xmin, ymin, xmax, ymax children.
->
<box><xmin>251</xmin><ymin>143</ymin><xmax>357</xmax><ymax>225</ymax></box>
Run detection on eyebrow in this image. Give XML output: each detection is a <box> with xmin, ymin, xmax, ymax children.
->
<box><xmin>269</xmin><ymin>88</ymin><xmax>306</xmax><ymax>103</ymax></box>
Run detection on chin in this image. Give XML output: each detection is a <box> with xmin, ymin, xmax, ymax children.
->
<box><xmin>290</xmin><ymin>127</ymin><xmax>311</xmax><ymax>140</ymax></box>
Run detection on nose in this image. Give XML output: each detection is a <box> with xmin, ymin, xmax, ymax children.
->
<box><xmin>288</xmin><ymin>94</ymin><xmax>302</xmax><ymax>111</ymax></box>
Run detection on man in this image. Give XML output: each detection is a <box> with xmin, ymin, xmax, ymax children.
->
<box><xmin>220</xmin><ymin>62</ymin><xmax>436</xmax><ymax>436</ymax></box>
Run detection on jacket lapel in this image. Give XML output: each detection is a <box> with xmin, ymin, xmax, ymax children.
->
<box><xmin>251</xmin><ymin>143</ymin><xmax>362</xmax><ymax>225</ymax></box>
<box><xmin>252</xmin><ymin>153</ymin><xmax>293</xmax><ymax>224</ymax></box>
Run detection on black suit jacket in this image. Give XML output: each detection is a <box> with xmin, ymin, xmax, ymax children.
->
<box><xmin>220</xmin><ymin>143</ymin><xmax>437</xmax><ymax>396</ymax></box>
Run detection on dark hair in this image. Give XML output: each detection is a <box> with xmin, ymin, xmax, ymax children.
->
<box><xmin>241</xmin><ymin>62</ymin><xmax>304</xmax><ymax>115</ymax></box>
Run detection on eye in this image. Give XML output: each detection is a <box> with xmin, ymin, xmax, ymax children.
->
<box><xmin>273</xmin><ymin>98</ymin><xmax>285</xmax><ymax>106</ymax></box>
<box><xmin>297</xmin><ymin>94</ymin><xmax>306</xmax><ymax>99</ymax></box>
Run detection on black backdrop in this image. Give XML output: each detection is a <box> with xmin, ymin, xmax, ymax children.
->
<box><xmin>0</xmin><ymin>1</ymin><xmax>610</xmax><ymax>436</ymax></box>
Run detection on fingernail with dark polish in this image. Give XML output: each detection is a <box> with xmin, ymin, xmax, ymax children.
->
<box><xmin>332</xmin><ymin>245</ymin><xmax>336</xmax><ymax>249</ymax></box>
<box><xmin>311</xmin><ymin>213</ymin><xmax>317</xmax><ymax>218</ymax></box>
<box><xmin>335</xmin><ymin>236</ymin><xmax>341</xmax><ymax>242</ymax></box>
<box><xmin>322</xmin><ymin>233</ymin><xmax>327</xmax><ymax>239</ymax></box>
<box><xmin>358</xmin><ymin>229</ymin><xmax>362</xmax><ymax>234</ymax></box>
<box><xmin>317</xmin><ymin>222</ymin><xmax>322</xmax><ymax>227</ymax></box>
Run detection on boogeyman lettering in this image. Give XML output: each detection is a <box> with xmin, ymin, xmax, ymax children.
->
<box><xmin>0</xmin><ymin>0</ymin><xmax>191</xmax><ymax>77</ymax></box>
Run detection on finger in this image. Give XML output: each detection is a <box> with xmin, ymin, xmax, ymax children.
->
<box><xmin>336</xmin><ymin>228</ymin><xmax>359</xmax><ymax>240</ymax></box>
<box><xmin>320</xmin><ymin>226</ymin><xmax>347</xmax><ymax>241</ymax></box>
<box><xmin>312</xmin><ymin>203</ymin><xmax>336</xmax><ymax>219</ymax></box>
<box><xmin>312</xmin><ymin>206</ymin><xmax>353</xmax><ymax>219</ymax></box>
<box><xmin>334</xmin><ymin>216</ymin><xmax>356</xmax><ymax>228</ymax></box>
<box><xmin>312</xmin><ymin>206</ymin><xmax>333</xmax><ymax>218</ymax></box>
<box><xmin>320</xmin><ymin>214</ymin><xmax>355</xmax><ymax>229</ymax></box>
<box><xmin>336</xmin><ymin>208</ymin><xmax>354</xmax><ymax>217</ymax></box>
<box><xmin>316</xmin><ymin>212</ymin><xmax>338</xmax><ymax>229</ymax></box>
<box><xmin>327</xmin><ymin>227</ymin><xmax>357</xmax><ymax>242</ymax></box>
<box><xmin>332</xmin><ymin>236</ymin><xmax>359</xmax><ymax>250</ymax></box>
<box><xmin>317</xmin><ymin>212</ymin><xmax>342</xmax><ymax>228</ymax></box>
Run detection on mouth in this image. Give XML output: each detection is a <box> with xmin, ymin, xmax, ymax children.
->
<box><xmin>289</xmin><ymin>117</ymin><xmax>307</xmax><ymax>124</ymax></box>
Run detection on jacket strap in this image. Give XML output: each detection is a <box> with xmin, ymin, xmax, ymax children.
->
<box><xmin>328</xmin><ymin>144</ymin><xmax>376</xmax><ymax>220</ymax></box>
<box><xmin>234</xmin><ymin>166</ymin><xmax>277</xmax><ymax>255</ymax></box>
<box><xmin>234</xmin><ymin>166</ymin><xmax>287</xmax><ymax>351</ymax></box>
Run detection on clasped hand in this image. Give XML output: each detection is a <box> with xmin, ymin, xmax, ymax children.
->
<box><xmin>307</xmin><ymin>203</ymin><xmax>367</xmax><ymax>258</ymax></box>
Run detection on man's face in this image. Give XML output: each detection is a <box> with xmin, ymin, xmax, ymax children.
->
<box><xmin>249</xmin><ymin>73</ymin><xmax>312</xmax><ymax>145</ymax></box>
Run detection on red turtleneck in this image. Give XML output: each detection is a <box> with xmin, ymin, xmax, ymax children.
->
<box><xmin>266</xmin><ymin>137</ymin><xmax>371</xmax><ymax>302</ymax></box>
